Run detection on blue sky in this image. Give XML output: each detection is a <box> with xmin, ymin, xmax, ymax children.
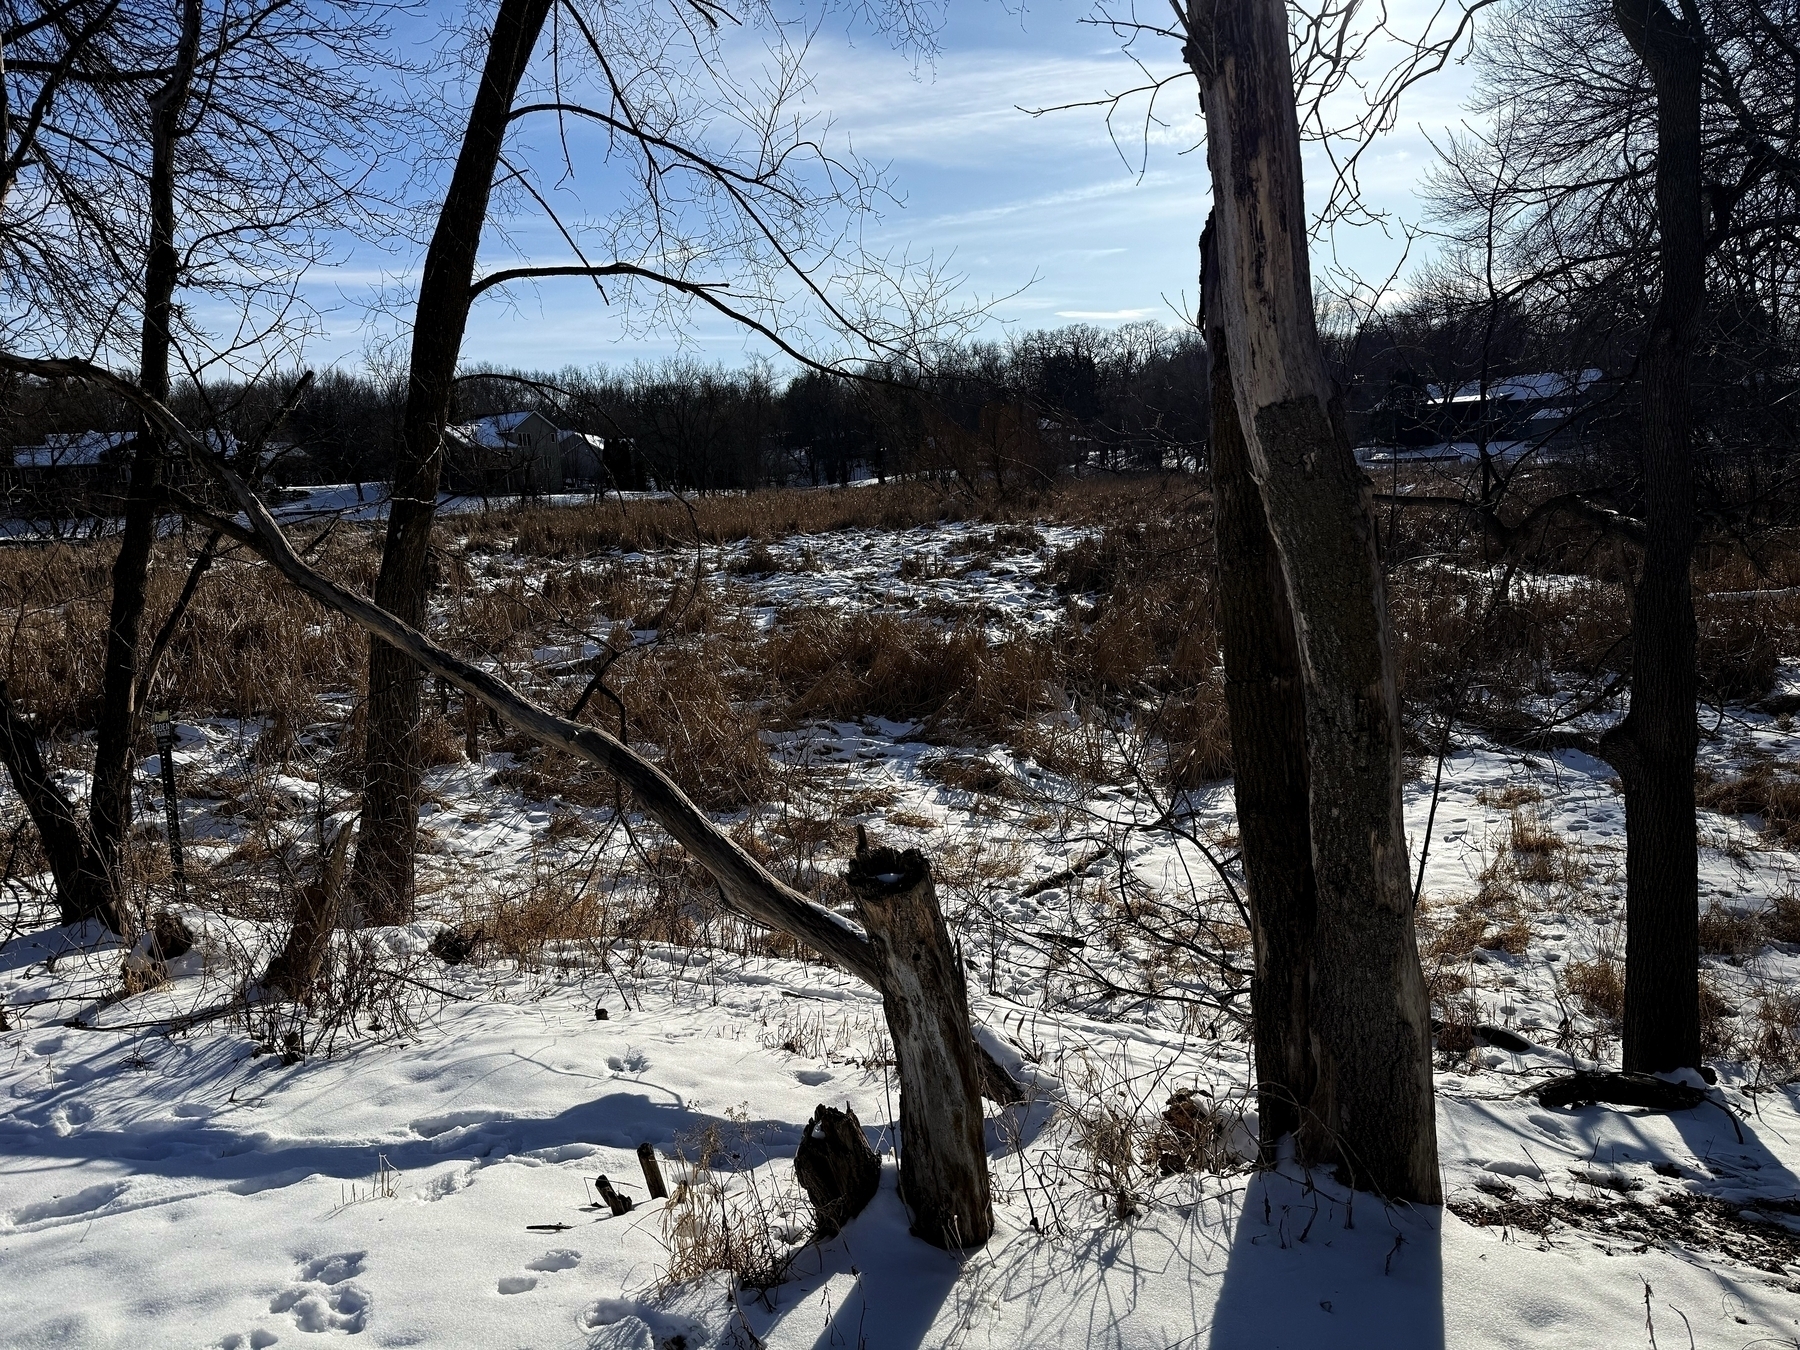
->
<box><xmin>289</xmin><ymin>0</ymin><xmax>1483</xmax><ymax>374</ymax></box>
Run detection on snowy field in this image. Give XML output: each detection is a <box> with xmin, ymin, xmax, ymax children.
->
<box><xmin>4</xmin><ymin>499</ymin><xmax>1799</xmax><ymax>1349</ymax></box>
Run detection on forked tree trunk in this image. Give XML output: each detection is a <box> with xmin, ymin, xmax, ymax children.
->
<box><xmin>1603</xmin><ymin>0</ymin><xmax>1705</xmax><ymax>1074</ymax></box>
<box><xmin>1186</xmin><ymin>0</ymin><xmax>1439</xmax><ymax>1202</ymax></box>
<box><xmin>1202</xmin><ymin>219</ymin><xmax>1319</xmax><ymax>1159</ymax></box>
<box><xmin>846</xmin><ymin>841</ymin><xmax>993</xmax><ymax>1249</ymax></box>
<box><xmin>350</xmin><ymin>0</ymin><xmax>554</xmax><ymax>924</ymax></box>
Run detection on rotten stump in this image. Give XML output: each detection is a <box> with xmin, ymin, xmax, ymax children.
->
<box><xmin>794</xmin><ymin>1103</ymin><xmax>880</xmax><ymax>1238</ymax></box>
<box><xmin>846</xmin><ymin>838</ymin><xmax>993</xmax><ymax>1249</ymax></box>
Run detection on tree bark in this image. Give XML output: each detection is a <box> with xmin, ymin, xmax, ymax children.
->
<box><xmin>262</xmin><ymin>822</ymin><xmax>354</xmax><ymax>1000</ymax></box>
<box><xmin>80</xmin><ymin>0</ymin><xmax>204</xmax><ymax>937</ymax></box>
<box><xmin>0</xmin><ymin>682</ymin><xmax>108</xmax><ymax>925</ymax></box>
<box><xmin>793</xmin><ymin>1104</ymin><xmax>880</xmax><ymax>1238</ymax></box>
<box><xmin>1186</xmin><ymin>0</ymin><xmax>1440</xmax><ymax>1202</ymax></box>
<box><xmin>350</xmin><ymin>0</ymin><xmax>554</xmax><ymax>924</ymax></box>
<box><xmin>845</xmin><ymin>842</ymin><xmax>992</xmax><ymax>1248</ymax></box>
<box><xmin>1603</xmin><ymin>0</ymin><xmax>1705</xmax><ymax>1074</ymax></box>
<box><xmin>1202</xmin><ymin>217</ymin><xmax>1319</xmax><ymax>1160</ymax></box>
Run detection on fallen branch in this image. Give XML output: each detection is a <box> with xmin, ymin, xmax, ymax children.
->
<box><xmin>1528</xmin><ymin>1071</ymin><xmax>1708</xmax><ymax>1112</ymax></box>
<box><xmin>0</xmin><ymin>352</ymin><xmax>1038</xmax><ymax>1100</ymax></box>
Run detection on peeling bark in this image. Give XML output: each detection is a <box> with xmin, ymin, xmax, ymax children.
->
<box><xmin>1186</xmin><ymin>0</ymin><xmax>1439</xmax><ymax>1202</ymax></box>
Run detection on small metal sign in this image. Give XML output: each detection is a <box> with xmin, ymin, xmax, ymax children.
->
<box><xmin>151</xmin><ymin>710</ymin><xmax>186</xmax><ymax>902</ymax></box>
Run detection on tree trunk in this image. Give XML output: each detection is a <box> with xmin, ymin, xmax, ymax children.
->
<box><xmin>79</xmin><ymin>0</ymin><xmax>205</xmax><ymax>937</ymax></box>
<box><xmin>1186</xmin><ymin>0</ymin><xmax>1440</xmax><ymax>1203</ymax></box>
<box><xmin>262</xmin><ymin>822</ymin><xmax>353</xmax><ymax>1000</ymax></box>
<box><xmin>846</xmin><ymin>842</ymin><xmax>992</xmax><ymax>1248</ymax></box>
<box><xmin>1603</xmin><ymin>0</ymin><xmax>1705</xmax><ymax>1074</ymax></box>
<box><xmin>349</xmin><ymin>0</ymin><xmax>554</xmax><ymax>924</ymax></box>
<box><xmin>0</xmin><ymin>683</ymin><xmax>108</xmax><ymax>925</ymax></box>
<box><xmin>1202</xmin><ymin>217</ymin><xmax>1319</xmax><ymax>1160</ymax></box>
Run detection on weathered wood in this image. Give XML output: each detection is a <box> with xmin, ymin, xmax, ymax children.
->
<box><xmin>793</xmin><ymin>1104</ymin><xmax>880</xmax><ymax>1238</ymax></box>
<box><xmin>1185</xmin><ymin>0</ymin><xmax>1440</xmax><ymax>1204</ymax></box>
<box><xmin>846</xmin><ymin>842</ymin><xmax>992</xmax><ymax>1249</ymax></box>
<box><xmin>637</xmin><ymin>1142</ymin><xmax>669</xmax><ymax>1200</ymax></box>
<box><xmin>595</xmin><ymin>1174</ymin><xmax>634</xmax><ymax>1216</ymax></box>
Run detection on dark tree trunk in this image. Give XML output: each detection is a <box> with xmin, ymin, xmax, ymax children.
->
<box><xmin>349</xmin><ymin>0</ymin><xmax>554</xmax><ymax>924</ymax></box>
<box><xmin>846</xmin><ymin>842</ymin><xmax>993</xmax><ymax>1249</ymax></box>
<box><xmin>1186</xmin><ymin>0</ymin><xmax>1439</xmax><ymax>1202</ymax></box>
<box><xmin>1603</xmin><ymin>0</ymin><xmax>1705</xmax><ymax>1074</ymax></box>
<box><xmin>1202</xmin><ymin>218</ymin><xmax>1319</xmax><ymax>1160</ymax></box>
<box><xmin>0</xmin><ymin>683</ymin><xmax>109</xmax><ymax>925</ymax></box>
<box><xmin>77</xmin><ymin>0</ymin><xmax>204</xmax><ymax>936</ymax></box>
<box><xmin>793</xmin><ymin>1104</ymin><xmax>881</xmax><ymax>1238</ymax></box>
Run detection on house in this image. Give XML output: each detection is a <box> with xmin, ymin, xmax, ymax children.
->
<box><xmin>557</xmin><ymin>430</ymin><xmax>606</xmax><ymax>485</ymax></box>
<box><xmin>1355</xmin><ymin>368</ymin><xmax>1608</xmax><ymax>467</ymax></box>
<box><xmin>1420</xmin><ymin>369</ymin><xmax>1605</xmax><ymax>443</ymax></box>
<box><xmin>443</xmin><ymin>411</ymin><xmax>563</xmax><ymax>495</ymax></box>
<box><xmin>7</xmin><ymin>430</ymin><xmax>134</xmax><ymax>514</ymax></box>
<box><xmin>559</xmin><ymin>431</ymin><xmax>648</xmax><ymax>491</ymax></box>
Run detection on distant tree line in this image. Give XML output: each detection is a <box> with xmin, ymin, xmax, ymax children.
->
<box><xmin>1</xmin><ymin>322</ymin><xmax>1212</xmax><ymax>495</ymax></box>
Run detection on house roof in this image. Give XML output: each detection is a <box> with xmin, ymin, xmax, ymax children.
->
<box><xmin>12</xmin><ymin>430</ymin><xmax>133</xmax><ymax>468</ymax></box>
<box><xmin>1427</xmin><ymin>369</ymin><xmax>1604</xmax><ymax>404</ymax></box>
<box><xmin>447</xmin><ymin>411</ymin><xmax>555</xmax><ymax>449</ymax></box>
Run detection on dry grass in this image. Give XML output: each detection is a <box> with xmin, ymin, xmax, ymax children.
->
<box><xmin>1564</xmin><ymin>953</ymin><xmax>1626</xmax><ymax>1027</ymax></box>
<box><xmin>656</xmin><ymin>1116</ymin><xmax>805</xmax><ymax>1295</ymax></box>
<box><xmin>1696</xmin><ymin>762</ymin><xmax>1800</xmax><ymax>848</ymax></box>
<box><xmin>0</xmin><ymin>529</ymin><xmax>375</xmax><ymax>730</ymax></box>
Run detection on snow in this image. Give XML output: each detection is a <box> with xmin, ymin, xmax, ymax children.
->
<box><xmin>11</xmin><ymin>430</ymin><xmax>135</xmax><ymax>468</ymax></box>
<box><xmin>1425</xmin><ymin>370</ymin><xmax>1605</xmax><ymax>404</ymax></box>
<box><xmin>4</xmin><ymin>517</ymin><xmax>1800</xmax><ymax>1348</ymax></box>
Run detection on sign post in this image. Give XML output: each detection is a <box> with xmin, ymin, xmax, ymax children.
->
<box><xmin>151</xmin><ymin>711</ymin><xmax>186</xmax><ymax>903</ymax></box>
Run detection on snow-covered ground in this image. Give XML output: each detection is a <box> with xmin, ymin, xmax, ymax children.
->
<box><xmin>5</xmin><ymin>512</ymin><xmax>1800</xmax><ymax>1349</ymax></box>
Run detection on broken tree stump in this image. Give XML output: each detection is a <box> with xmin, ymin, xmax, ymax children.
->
<box><xmin>793</xmin><ymin>1104</ymin><xmax>880</xmax><ymax>1238</ymax></box>
<box><xmin>637</xmin><ymin>1142</ymin><xmax>668</xmax><ymax>1200</ymax></box>
<box><xmin>846</xmin><ymin>839</ymin><xmax>993</xmax><ymax>1249</ymax></box>
<box><xmin>595</xmin><ymin>1174</ymin><xmax>634</xmax><ymax>1216</ymax></box>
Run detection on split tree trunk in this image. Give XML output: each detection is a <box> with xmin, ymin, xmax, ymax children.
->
<box><xmin>1603</xmin><ymin>0</ymin><xmax>1705</xmax><ymax>1074</ymax></box>
<box><xmin>1202</xmin><ymin>218</ymin><xmax>1319</xmax><ymax>1160</ymax></box>
<box><xmin>349</xmin><ymin>0</ymin><xmax>554</xmax><ymax>924</ymax></box>
<box><xmin>846</xmin><ymin>841</ymin><xmax>993</xmax><ymax>1249</ymax></box>
<box><xmin>1186</xmin><ymin>0</ymin><xmax>1439</xmax><ymax>1202</ymax></box>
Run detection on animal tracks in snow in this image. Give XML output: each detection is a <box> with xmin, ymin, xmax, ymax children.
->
<box><xmin>498</xmin><ymin>1248</ymin><xmax>581</xmax><ymax>1294</ymax></box>
<box><xmin>5</xmin><ymin>1179</ymin><xmax>127</xmax><ymax>1228</ymax></box>
<box><xmin>268</xmin><ymin>1251</ymin><xmax>371</xmax><ymax>1334</ymax></box>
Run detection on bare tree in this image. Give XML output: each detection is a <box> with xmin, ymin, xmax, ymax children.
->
<box><xmin>1411</xmin><ymin>0</ymin><xmax>1800</xmax><ymax>1072</ymax></box>
<box><xmin>1180</xmin><ymin>0</ymin><xmax>1441</xmax><ymax>1203</ymax></box>
<box><xmin>348</xmin><ymin>0</ymin><xmax>972</xmax><ymax>921</ymax></box>
<box><xmin>0</xmin><ymin>0</ymin><xmax>405</xmax><ymax>930</ymax></box>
